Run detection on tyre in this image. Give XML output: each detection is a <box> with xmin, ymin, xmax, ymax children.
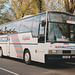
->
<box><xmin>0</xmin><ymin>50</ymin><xmax>3</xmax><ymax>58</ymax></box>
<box><xmin>24</xmin><ymin>50</ymin><xmax>31</xmax><ymax>65</ymax></box>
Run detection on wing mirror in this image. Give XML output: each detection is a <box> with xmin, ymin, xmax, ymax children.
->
<box><xmin>41</xmin><ymin>20</ymin><xmax>46</xmax><ymax>27</ymax></box>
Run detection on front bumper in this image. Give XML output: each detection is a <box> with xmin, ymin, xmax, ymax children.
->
<box><xmin>45</xmin><ymin>54</ymin><xmax>75</xmax><ymax>63</ymax></box>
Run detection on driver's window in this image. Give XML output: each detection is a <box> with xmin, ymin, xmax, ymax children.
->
<box><xmin>38</xmin><ymin>13</ymin><xmax>46</xmax><ymax>43</ymax></box>
<box><xmin>39</xmin><ymin>24</ymin><xmax>44</xmax><ymax>35</ymax></box>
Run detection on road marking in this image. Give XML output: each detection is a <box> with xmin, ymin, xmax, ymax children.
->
<box><xmin>0</xmin><ymin>67</ymin><xmax>19</xmax><ymax>75</ymax></box>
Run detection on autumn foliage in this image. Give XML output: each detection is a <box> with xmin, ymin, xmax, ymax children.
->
<box><xmin>0</xmin><ymin>0</ymin><xmax>75</xmax><ymax>24</ymax></box>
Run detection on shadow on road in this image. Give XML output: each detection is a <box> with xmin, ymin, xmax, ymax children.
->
<box><xmin>31</xmin><ymin>61</ymin><xmax>75</xmax><ymax>70</ymax></box>
<box><xmin>2</xmin><ymin>56</ymin><xmax>75</xmax><ymax>70</ymax></box>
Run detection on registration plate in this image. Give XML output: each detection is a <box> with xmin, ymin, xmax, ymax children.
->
<box><xmin>72</xmin><ymin>56</ymin><xmax>75</xmax><ymax>58</ymax></box>
<box><xmin>62</xmin><ymin>56</ymin><xmax>70</xmax><ymax>58</ymax></box>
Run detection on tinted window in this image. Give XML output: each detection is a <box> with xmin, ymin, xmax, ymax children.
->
<box><xmin>69</xmin><ymin>16</ymin><xmax>75</xmax><ymax>21</ymax></box>
<box><xmin>47</xmin><ymin>22</ymin><xmax>75</xmax><ymax>43</ymax></box>
<box><xmin>38</xmin><ymin>13</ymin><xmax>46</xmax><ymax>43</ymax></box>
<box><xmin>0</xmin><ymin>23</ymin><xmax>13</xmax><ymax>34</ymax></box>
<box><xmin>40</xmin><ymin>13</ymin><xmax>46</xmax><ymax>34</ymax></box>
<box><xmin>50</xmin><ymin>13</ymin><xmax>63</xmax><ymax>22</ymax></box>
<box><xmin>49</xmin><ymin>12</ymin><xmax>75</xmax><ymax>23</ymax></box>
<box><xmin>12</xmin><ymin>21</ymin><xmax>20</xmax><ymax>33</ymax></box>
<box><xmin>62</xmin><ymin>14</ymin><xmax>69</xmax><ymax>23</ymax></box>
<box><xmin>20</xmin><ymin>17</ymin><xmax>33</xmax><ymax>32</ymax></box>
<box><xmin>40</xmin><ymin>13</ymin><xmax>46</xmax><ymax>21</ymax></box>
<box><xmin>0</xmin><ymin>25</ymin><xmax>5</xmax><ymax>35</ymax></box>
<box><xmin>32</xmin><ymin>15</ymin><xmax>40</xmax><ymax>37</ymax></box>
<box><xmin>5</xmin><ymin>23</ymin><xmax>13</xmax><ymax>34</ymax></box>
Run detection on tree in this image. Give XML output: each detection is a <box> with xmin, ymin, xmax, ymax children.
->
<box><xmin>35</xmin><ymin>0</ymin><xmax>45</xmax><ymax>13</ymax></box>
<box><xmin>45</xmin><ymin>0</ymin><xmax>75</xmax><ymax>14</ymax></box>
<box><xmin>0</xmin><ymin>0</ymin><xmax>14</xmax><ymax>24</ymax></box>
<box><xmin>11</xmin><ymin>0</ymin><xmax>45</xmax><ymax>19</ymax></box>
<box><xmin>64</xmin><ymin>0</ymin><xmax>75</xmax><ymax>14</ymax></box>
<box><xmin>45</xmin><ymin>0</ymin><xmax>65</xmax><ymax>12</ymax></box>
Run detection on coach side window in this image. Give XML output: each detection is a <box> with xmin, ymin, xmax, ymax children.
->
<box><xmin>20</xmin><ymin>18</ymin><xmax>33</xmax><ymax>32</ymax></box>
<box><xmin>0</xmin><ymin>25</ymin><xmax>5</xmax><ymax>35</ymax></box>
<box><xmin>32</xmin><ymin>15</ymin><xmax>40</xmax><ymax>37</ymax></box>
<box><xmin>5</xmin><ymin>23</ymin><xmax>13</xmax><ymax>34</ymax></box>
<box><xmin>12</xmin><ymin>21</ymin><xmax>20</xmax><ymax>33</ymax></box>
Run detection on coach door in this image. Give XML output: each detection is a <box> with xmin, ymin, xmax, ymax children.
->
<box><xmin>38</xmin><ymin>20</ymin><xmax>46</xmax><ymax>62</ymax></box>
<box><xmin>37</xmin><ymin>14</ymin><xmax>46</xmax><ymax>62</ymax></box>
<box><xmin>38</xmin><ymin>13</ymin><xmax>46</xmax><ymax>45</ymax></box>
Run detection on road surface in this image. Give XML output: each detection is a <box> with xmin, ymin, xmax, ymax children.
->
<box><xmin>0</xmin><ymin>57</ymin><xmax>75</xmax><ymax>75</ymax></box>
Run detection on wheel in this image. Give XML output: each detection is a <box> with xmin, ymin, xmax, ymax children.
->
<box><xmin>0</xmin><ymin>50</ymin><xmax>3</xmax><ymax>58</ymax></box>
<box><xmin>24</xmin><ymin>50</ymin><xmax>31</xmax><ymax>65</ymax></box>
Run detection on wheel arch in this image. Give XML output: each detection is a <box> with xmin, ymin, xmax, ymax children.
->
<box><xmin>0</xmin><ymin>47</ymin><xmax>2</xmax><ymax>50</ymax></box>
<box><xmin>23</xmin><ymin>48</ymin><xmax>31</xmax><ymax>59</ymax></box>
<box><xmin>0</xmin><ymin>46</ymin><xmax>3</xmax><ymax>57</ymax></box>
<box><xmin>0</xmin><ymin>47</ymin><xmax>3</xmax><ymax>53</ymax></box>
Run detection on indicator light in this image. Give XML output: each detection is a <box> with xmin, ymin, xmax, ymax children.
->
<box><xmin>35</xmin><ymin>50</ymin><xmax>37</xmax><ymax>53</ymax></box>
<box><xmin>49</xmin><ymin>50</ymin><xmax>52</xmax><ymax>54</ymax></box>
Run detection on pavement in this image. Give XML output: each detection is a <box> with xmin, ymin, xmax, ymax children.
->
<box><xmin>0</xmin><ymin>57</ymin><xmax>75</xmax><ymax>75</ymax></box>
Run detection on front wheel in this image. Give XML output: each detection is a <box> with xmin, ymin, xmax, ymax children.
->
<box><xmin>0</xmin><ymin>50</ymin><xmax>3</xmax><ymax>58</ymax></box>
<box><xmin>24</xmin><ymin>50</ymin><xmax>31</xmax><ymax>65</ymax></box>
